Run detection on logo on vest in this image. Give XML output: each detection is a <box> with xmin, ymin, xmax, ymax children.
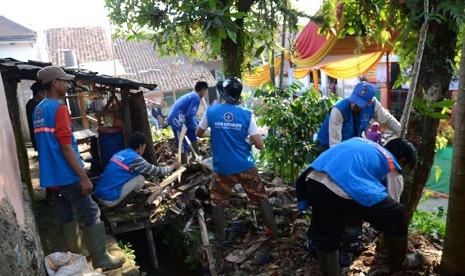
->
<box><xmin>224</xmin><ymin>112</ymin><xmax>233</xmax><ymax>122</ymax></box>
<box><xmin>35</xmin><ymin>107</ymin><xmax>42</xmax><ymax>118</ymax></box>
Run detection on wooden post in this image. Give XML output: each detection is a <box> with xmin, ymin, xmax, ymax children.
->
<box><xmin>197</xmin><ymin>209</ymin><xmax>217</xmax><ymax>276</ymax></box>
<box><xmin>78</xmin><ymin>89</ymin><xmax>89</xmax><ymax>129</ymax></box>
<box><xmin>129</xmin><ymin>90</ymin><xmax>156</xmax><ymax>164</ymax></box>
<box><xmin>145</xmin><ymin>221</ymin><xmax>159</xmax><ymax>269</ymax></box>
<box><xmin>120</xmin><ymin>87</ymin><xmax>132</xmax><ymax>147</ymax></box>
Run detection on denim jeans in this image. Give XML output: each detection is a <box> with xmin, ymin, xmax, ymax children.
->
<box><xmin>55</xmin><ymin>183</ymin><xmax>101</xmax><ymax>226</ymax></box>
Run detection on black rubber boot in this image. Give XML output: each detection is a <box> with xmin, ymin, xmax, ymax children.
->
<box><xmin>258</xmin><ymin>200</ymin><xmax>278</xmax><ymax>239</ymax></box>
<box><xmin>212</xmin><ymin>205</ymin><xmax>226</xmax><ymax>242</ymax></box>
<box><xmin>83</xmin><ymin>223</ymin><xmax>125</xmax><ymax>270</ymax></box>
<box><xmin>384</xmin><ymin>235</ymin><xmax>425</xmax><ymax>272</ymax></box>
<box><xmin>317</xmin><ymin>251</ymin><xmax>340</xmax><ymax>276</ymax></box>
<box><xmin>181</xmin><ymin>153</ymin><xmax>188</xmax><ymax>164</ymax></box>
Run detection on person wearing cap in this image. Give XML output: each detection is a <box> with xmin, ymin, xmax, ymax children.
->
<box><xmin>197</xmin><ymin>77</ymin><xmax>278</xmax><ymax>241</ymax></box>
<box><xmin>26</xmin><ymin>81</ymin><xmax>45</xmax><ymax>151</ymax></box>
<box><xmin>316</xmin><ymin>81</ymin><xmax>401</xmax><ymax>154</ymax></box>
<box><xmin>33</xmin><ymin>66</ymin><xmax>125</xmax><ymax>270</ymax></box>
<box><xmin>295</xmin><ymin>138</ymin><xmax>424</xmax><ymax>275</ymax></box>
<box><xmin>167</xmin><ymin>81</ymin><xmax>208</xmax><ymax>163</ymax></box>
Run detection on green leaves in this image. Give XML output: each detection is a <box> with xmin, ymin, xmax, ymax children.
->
<box><xmin>412</xmin><ymin>98</ymin><xmax>455</xmax><ymax>119</ymax></box>
<box><xmin>253</xmin><ymin>82</ymin><xmax>338</xmax><ymax>183</ymax></box>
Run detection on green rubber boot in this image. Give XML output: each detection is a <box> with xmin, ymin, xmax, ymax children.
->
<box><xmin>212</xmin><ymin>205</ymin><xmax>226</xmax><ymax>242</ymax></box>
<box><xmin>259</xmin><ymin>200</ymin><xmax>279</xmax><ymax>239</ymax></box>
<box><xmin>83</xmin><ymin>223</ymin><xmax>125</xmax><ymax>270</ymax></box>
<box><xmin>62</xmin><ymin>220</ymin><xmax>83</xmax><ymax>254</ymax></box>
<box><xmin>384</xmin><ymin>235</ymin><xmax>425</xmax><ymax>272</ymax></box>
<box><xmin>317</xmin><ymin>251</ymin><xmax>339</xmax><ymax>276</ymax></box>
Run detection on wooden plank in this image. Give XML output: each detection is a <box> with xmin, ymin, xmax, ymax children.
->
<box><xmin>78</xmin><ymin>90</ymin><xmax>89</xmax><ymax>129</ymax></box>
<box><xmin>197</xmin><ymin>210</ymin><xmax>217</xmax><ymax>276</ymax></box>
<box><xmin>225</xmin><ymin>238</ymin><xmax>266</xmax><ymax>264</ymax></box>
<box><xmin>145</xmin><ymin>167</ymin><xmax>186</xmax><ymax>205</ymax></box>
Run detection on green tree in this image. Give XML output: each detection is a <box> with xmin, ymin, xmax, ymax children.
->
<box><xmin>319</xmin><ymin>0</ymin><xmax>463</xmax><ymax>224</ymax></box>
<box><xmin>104</xmin><ymin>0</ymin><xmax>305</xmax><ymax>78</ymax></box>
<box><xmin>254</xmin><ymin>83</ymin><xmax>337</xmax><ymax>182</ymax></box>
<box><xmin>441</xmin><ymin>29</ymin><xmax>465</xmax><ymax>275</ymax></box>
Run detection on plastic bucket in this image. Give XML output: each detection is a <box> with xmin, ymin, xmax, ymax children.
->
<box><xmin>98</xmin><ymin>127</ymin><xmax>125</xmax><ymax>168</ymax></box>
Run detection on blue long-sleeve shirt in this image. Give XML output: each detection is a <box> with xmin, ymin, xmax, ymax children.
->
<box><xmin>167</xmin><ymin>91</ymin><xmax>200</xmax><ymax>131</ymax></box>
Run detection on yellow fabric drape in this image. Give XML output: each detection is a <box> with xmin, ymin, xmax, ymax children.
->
<box><xmin>321</xmin><ymin>51</ymin><xmax>384</xmax><ymax>79</ymax></box>
<box><xmin>293</xmin><ymin>69</ymin><xmax>310</xmax><ymax>79</ymax></box>
<box><xmin>242</xmin><ymin>56</ymin><xmax>283</xmax><ymax>87</ymax></box>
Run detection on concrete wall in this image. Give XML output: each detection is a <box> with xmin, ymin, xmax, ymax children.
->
<box><xmin>0</xmin><ymin>76</ymin><xmax>45</xmax><ymax>275</ymax></box>
<box><xmin>0</xmin><ymin>41</ymin><xmax>41</xmax><ymax>61</ymax></box>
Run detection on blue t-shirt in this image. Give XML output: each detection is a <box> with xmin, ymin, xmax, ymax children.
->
<box><xmin>206</xmin><ymin>104</ymin><xmax>255</xmax><ymax>175</ymax></box>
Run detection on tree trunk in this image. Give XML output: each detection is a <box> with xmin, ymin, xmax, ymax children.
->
<box><xmin>400</xmin><ymin>16</ymin><xmax>458</xmax><ymax>224</ymax></box>
<box><xmin>440</xmin><ymin>31</ymin><xmax>465</xmax><ymax>275</ymax></box>
<box><xmin>221</xmin><ymin>37</ymin><xmax>243</xmax><ymax>78</ymax></box>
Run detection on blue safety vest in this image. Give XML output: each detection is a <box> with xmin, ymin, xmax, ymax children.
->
<box><xmin>206</xmin><ymin>103</ymin><xmax>255</xmax><ymax>175</ymax></box>
<box><xmin>310</xmin><ymin>138</ymin><xmax>401</xmax><ymax>207</ymax></box>
<box><xmin>95</xmin><ymin>148</ymin><xmax>140</xmax><ymax>201</ymax></box>
<box><xmin>33</xmin><ymin>98</ymin><xmax>82</xmax><ymax>187</ymax></box>
<box><xmin>317</xmin><ymin>98</ymin><xmax>375</xmax><ymax>148</ymax></box>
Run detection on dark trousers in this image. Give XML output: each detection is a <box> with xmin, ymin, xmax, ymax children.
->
<box><xmin>305</xmin><ymin>178</ymin><xmax>407</xmax><ymax>253</ymax></box>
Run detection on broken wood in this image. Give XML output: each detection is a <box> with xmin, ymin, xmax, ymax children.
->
<box><xmin>197</xmin><ymin>209</ymin><xmax>217</xmax><ymax>276</ymax></box>
<box><xmin>145</xmin><ymin>167</ymin><xmax>186</xmax><ymax>205</ymax></box>
<box><xmin>225</xmin><ymin>238</ymin><xmax>266</xmax><ymax>264</ymax></box>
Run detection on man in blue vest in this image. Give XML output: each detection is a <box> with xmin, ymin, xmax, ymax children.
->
<box><xmin>197</xmin><ymin>77</ymin><xmax>278</xmax><ymax>240</ymax></box>
<box><xmin>168</xmin><ymin>81</ymin><xmax>208</xmax><ymax>163</ymax></box>
<box><xmin>296</xmin><ymin>138</ymin><xmax>424</xmax><ymax>275</ymax></box>
<box><xmin>34</xmin><ymin>66</ymin><xmax>124</xmax><ymax>270</ymax></box>
<box><xmin>316</xmin><ymin>81</ymin><xmax>401</xmax><ymax>154</ymax></box>
<box><xmin>95</xmin><ymin>131</ymin><xmax>180</xmax><ymax>208</ymax></box>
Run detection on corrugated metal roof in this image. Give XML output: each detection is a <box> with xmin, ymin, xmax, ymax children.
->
<box><xmin>0</xmin><ymin>16</ymin><xmax>36</xmax><ymax>41</ymax></box>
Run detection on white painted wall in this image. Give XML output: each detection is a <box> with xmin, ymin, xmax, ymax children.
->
<box><xmin>0</xmin><ymin>41</ymin><xmax>41</xmax><ymax>61</ymax></box>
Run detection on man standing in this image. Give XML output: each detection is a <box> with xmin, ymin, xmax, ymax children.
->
<box><xmin>168</xmin><ymin>81</ymin><xmax>208</xmax><ymax>163</ymax></box>
<box><xmin>95</xmin><ymin>131</ymin><xmax>180</xmax><ymax>208</ymax></box>
<box><xmin>197</xmin><ymin>77</ymin><xmax>278</xmax><ymax>240</ymax></box>
<box><xmin>316</xmin><ymin>81</ymin><xmax>401</xmax><ymax>154</ymax></box>
<box><xmin>26</xmin><ymin>81</ymin><xmax>45</xmax><ymax>151</ymax></box>
<box><xmin>296</xmin><ymin>138</ymin><xmax>424</xmax><ymax>275</ymax></box>
<box><xmin>34</xmin><ymin>66</ymin><xmax>124</xmax><ymax>270</ymax></box>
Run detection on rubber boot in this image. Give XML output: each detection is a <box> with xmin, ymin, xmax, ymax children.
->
<box><xmin>317</xmin><ymin>251</ymin><xmax>340</xmax><ymax>276</ymax></box>
<box><xmin>212</xmin><ymin>205</ymin><xmax>226</xmax><ymax>242</ymax></box>
<box><xmin>191</xmin><ymin>140</ymin><xmax>201</xmax><ymax>158</ymax></box>
<box><xmin>181</xmin><ymin>153</ymin><xmax>188</xmax><ymax>164</ymax></box>
<box><xmin>258</xmin><ymin>200</ymin><xmax>278</xmax><ymax>239</ymax></box>
<box><xmin>384</xmin><ymin>235</ymin><xmax>425</xmax><ymax>272</ymax></box>
<box><xmin>83</xmin><ymin>223</ymin><xmax>125</xmax><ymax>270</ymax></box>
<box><xmin>62</xmin><ymin>220</ymin><xmax>83</xmax><ymax>254</ymax></box>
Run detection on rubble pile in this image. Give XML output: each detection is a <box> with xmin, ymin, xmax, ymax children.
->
<box><xmin>120</xmin><ymin>138</ymin><xmax>443</xmax><ymax>275</ymax></box>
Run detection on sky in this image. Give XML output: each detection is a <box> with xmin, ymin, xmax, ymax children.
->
<box><xmin>1</xmin><ymin>0</ymin><xmax>322</xmax><ymax>31</ymax></box>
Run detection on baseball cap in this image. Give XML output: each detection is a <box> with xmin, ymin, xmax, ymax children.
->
<box><xmin>37</xmin><ymin>66</ymin><xmax>75</xmax><ymax>84</ymax></box>
<box><xmin>349</xmin><ymin>81</ymin><xmax>376</xmax><ymax>108</ymax></box>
